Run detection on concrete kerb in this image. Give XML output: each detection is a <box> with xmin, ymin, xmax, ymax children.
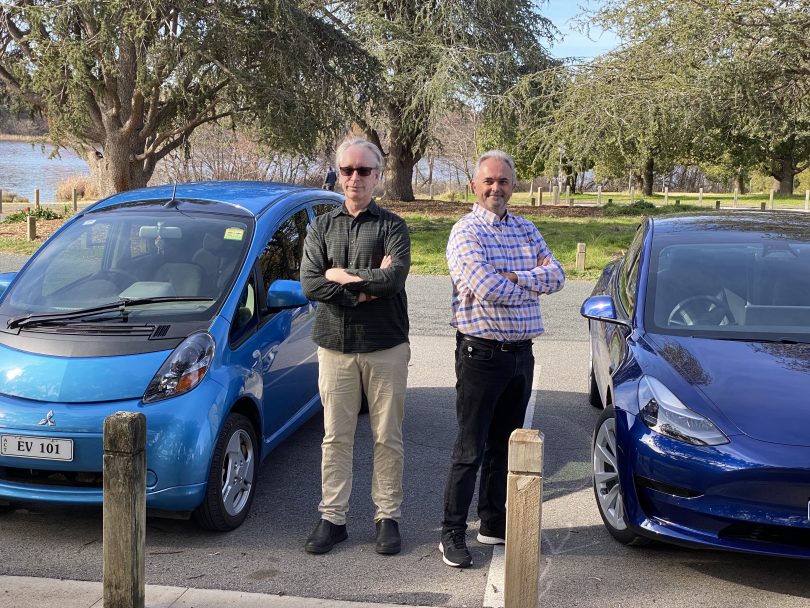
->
<box><xmin>0</xmin><ymin>575</ymin><xmax>417</xmax><ymax>608</ymax></box>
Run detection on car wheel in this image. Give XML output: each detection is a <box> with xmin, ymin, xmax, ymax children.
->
<box><xmin>592</xmin><ymin>406</ymin><xmax>649</xmax><ymax>546</ymax></box>
<box><xmin>193</xmin><ymin>413</ymin><xmax>258</xmax><ymax>532</ymax></box>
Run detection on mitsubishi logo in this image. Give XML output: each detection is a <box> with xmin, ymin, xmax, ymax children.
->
<box><xmin>38</xmin><ymin>410</ymin><xmax>56</xmax><ymax>426</ymax></box>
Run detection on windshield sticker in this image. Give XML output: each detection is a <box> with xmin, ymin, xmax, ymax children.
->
<box><xmin>224</xmin><ymin>227</ymin><xmax>244</xmax><ymax>241</ymax></box>
<box><xmin>82</xmin><ymin>219</ymin><xmax>96</xmax><ymax>225</ymax></box>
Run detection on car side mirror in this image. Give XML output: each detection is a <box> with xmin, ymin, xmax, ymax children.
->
<box><xmin>0</xmin><ymin>271</ymin><xmax>17</xmax><ymax>298</ymax></box>
<box><xmin>580</xmin><ymin>295</ymin><xmax>631</xmax><ymax>328</ymax></box>
<box><xmin>266</xmin><ymin>279</ymin><xmax>308</xmax><ymax>309</ymax></box>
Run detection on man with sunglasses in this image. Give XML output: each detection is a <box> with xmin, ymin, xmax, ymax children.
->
<box><xmin>301</xmin><ymin>136</ymin><xmax>411</xmax><ymax>556</ymax></box>
<box><xmin>439</xmin><ymin>150</ymin><xmax>565</xmax><ymax>568</ymax></box>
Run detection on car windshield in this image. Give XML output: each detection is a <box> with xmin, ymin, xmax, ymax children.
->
<box><xmin>2</xmin><ymin>208</ymin><xmax>251</xmax><ymax>323</ymax></box>
<box><xmin>646</xmin><ymin>236</ymin><xmax>810</xmax><ymax>341</ymax></box>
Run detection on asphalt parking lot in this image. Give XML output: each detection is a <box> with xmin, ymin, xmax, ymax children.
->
<box><xmin>0</xmin><ymin>264</ymin><xmax>809</xmax><ymax>607</ymax></box>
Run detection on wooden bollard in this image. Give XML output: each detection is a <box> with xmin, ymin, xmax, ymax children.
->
<box><xmin>565</xmin><ymin>185</ymin><xmax>571</xmax><ymax>207</ymax></box>
<box><xmin>761</xmin><ymin>202</ymin><xmax>766</xmax><ymax>210</ymax></box>
<box><xmin>26</xmin><ymin>216</ymin><xmax>36</xmax><ymax>240</ymax></box>
<box><xmin>552</xmin><ymin>185</ymin><xmax>559</xmax><ymax>205</ymax></box>
<box><xmin>103</xmin><ymin>412</ymin><xmax>146</xmax><ymax>608</ymax></box>
<box><xmin>664</xmin><ymin>186</ymin><xmax>669</xmax><ymax>205</ymax></box>
<box><xmin>698</xmin><ymin>187</ymin><xmax>704</xmax><ymax>204</ymax></box>
<box><xmin>504</xmin><ymin>428</ymin><xmax>543</xmax><ymax>608</ymax></box>
<box><xmin>597</xmin><ymin>185</ymin><xmax>602</xmax><ymax>205</ymax></box>
<box><xmin>715</xmin><ymin>200</ymin><xmax>720</xmax><ymax>210</ymax></box>
<box><xmin>538</xmin><ymin>190</ymin><xmax>542</xmax><ymax>206</ymax></box>
<box><xmin>0</xmin><ymin>188</ymin><xmax>3</xmax><ymax>214</ymax></box>
<box><xmin>805</xmin><ymin>189</ymin><xmax>809</xmax><ymax>212</ymax></box>
<box><xmin>576</xmin><ymin>242</ymin><xmax>586</xmax><ymax>271</ymax></box>
<box><xmin>35</xmin><ymin>188</ymin><xmax>40</xmax><ymax>208</ymax></box>
<box><xmin>530</xmin><ymin>196</ymin><xmax>535</xmax><ymax>207</ymax></box>
<box><xmin>607</xmin><ymin>198</ymin><xmax>612</xmax><ymax>204</ymax></box>
<box><xmin>675</xmin><ymin>199</ymin><xmax>680</xmax><ymax>206</ymax></box>
<box><xmin>72</xmin><ymin>188</ymin><xmax>78</xmax><ymax>212</ymax></box>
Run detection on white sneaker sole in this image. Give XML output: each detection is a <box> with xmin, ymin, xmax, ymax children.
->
<box><xmin>476</xmin><ymin>532</ymin><xmax>505</xmax><ymax>545</ymax></box>
<box><xmin>439</xmin><ymin>541</ymin><xmax>473</xmax><ymax>567</ymax></box>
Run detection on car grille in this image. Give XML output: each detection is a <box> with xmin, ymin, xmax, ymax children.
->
<box><xmin>0</xmin><ymin>466</ymin><xmax>103</xmax><ymax>487</ymax></box>
<box><xmin>719</xmin><ymin>522</ymin><xmax>810</xmax><ymax>548</ymax></box>
<box><xmin>635</xmin><ymin>475</ymin><xmax>702</xmax><ymax>498</ymax></box>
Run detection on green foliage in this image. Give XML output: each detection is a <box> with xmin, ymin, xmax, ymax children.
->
<box><xmin>0</xmin><ymin>1</ymin><xmax>376</xmax><ymax>193</ymax></box>
<box><xmin>602</xmin><ymin>199</ymin><xmax>704</xmax><ymax>216</ymax></box>
<box><xmin>3</xmin><ymin>207</ymin><xmax>63</xmax><ymax>223</ymax></box>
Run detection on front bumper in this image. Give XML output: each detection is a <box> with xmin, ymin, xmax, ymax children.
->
<box><xmin>0</xmin><ymin>379</ymin><xmax>228</xmax><ymax>511</ymax></box>
<box><xmin>617</xmin><ymin>409</ymin><xmax>810</xmax><ymax>558</ymax></box>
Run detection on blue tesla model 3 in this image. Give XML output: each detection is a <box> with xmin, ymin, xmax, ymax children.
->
<box><xmin>0</xmin><ymin>181</ymin><xmax>342</xmax><ymax>530</ymax></box>
<box><xmin>581</xmin><ymin>212</ymin><xmax>810</xmax><ymax>558</ymax></box>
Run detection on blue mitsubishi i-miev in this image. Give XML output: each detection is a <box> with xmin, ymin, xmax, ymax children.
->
<box><xmin>0</xmin><ymin>181</ymin><xmax>341</xmax><ymax>530</ymax></box>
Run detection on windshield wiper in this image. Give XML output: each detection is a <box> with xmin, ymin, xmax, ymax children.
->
<box><xmin>7</xmin><ymin>297</ymin><xmax>214</xmax><ymax>330</ymax></box>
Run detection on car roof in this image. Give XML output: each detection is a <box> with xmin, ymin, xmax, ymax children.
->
<box><xmin>650</xmin><ymin>211</ymin><xmax>810</xmax><ymax>236</ymax></box>
<box><xmin>86</xmin><ymin>181</ymin><xmax>342</xmax><ymax>217</ymax></box>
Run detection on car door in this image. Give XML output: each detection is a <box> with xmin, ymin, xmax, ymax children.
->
<box><xmin>253</xmin><ymin>206</ymin><xmax>319</xmax><ymax>440</ymax></box>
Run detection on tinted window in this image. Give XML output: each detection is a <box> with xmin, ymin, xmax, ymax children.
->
<box><xmin>258</xmin><ymin>209</ymin><xmax>309</xmax><ymax>295</ymax></box>
<box><xmin>618</xmin><ymin>227</ymin><xmax>644</xmax><ymax>316</ymax></box>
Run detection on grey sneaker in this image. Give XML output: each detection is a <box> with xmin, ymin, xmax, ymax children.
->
<box><xmin>440</xmin><ymin>529</ymin><xmax>472</xmax><ymax>568</ymax></box>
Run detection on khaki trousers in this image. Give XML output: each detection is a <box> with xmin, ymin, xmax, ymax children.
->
<box><xmin>317</xmin><ymin>342</ymin><xmax>410</xmax><ymax>525</ymax></box>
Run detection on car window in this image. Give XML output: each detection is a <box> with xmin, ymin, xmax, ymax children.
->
<box><xmin>41</xmin><ymin>223</ymin><xmax>110</xmax><ymax>296</ymax></box>
<box><xmin>618</xmin><ymin>226</ymin><xmax>644</xmax><ymax>317</ymax></box>
<box><xmin>312</xmin><ymin>202</ymin><xmax>338</xmax><ymax>217</ymax></box>
<box><xmin>257</xmin><ymin>210</ymin><xmax>309</xmax><ymax>308</ymax></box>
<box><xmin>230</xmin><ymin>277</ymin><xmax>257</xmax><ymax>346</ymax></box>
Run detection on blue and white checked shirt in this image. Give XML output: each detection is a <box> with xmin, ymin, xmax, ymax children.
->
<box><xmin>446</xmin><ymin>203</ymin><xmax>565</xmax><ymax>341</ymax></box>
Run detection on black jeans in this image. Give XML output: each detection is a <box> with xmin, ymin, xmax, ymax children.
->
<box><xmin>442</xmin><ymin>333</ymin><xmax>535</xmax><ymax>534</ymax></box>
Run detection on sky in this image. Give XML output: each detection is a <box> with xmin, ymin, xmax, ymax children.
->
<box><xmin>542</xmin><ymin>1</ymin><xmax>620</xmax><ymax>60</ymax></box>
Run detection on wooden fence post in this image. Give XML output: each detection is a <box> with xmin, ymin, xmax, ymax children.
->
<box><xmin>552</xmin><ymin>185</ymin><xmax>559</xmax><ymax>205</ymax></box>
<box><xmin>715</xmin><ymin>200</ymin><xmax>721</xmax><ymax>210</ymax></box>
<box><xmin>72</xmin><ymin>188</ymin><xmax>78</xmax><ymax>212</ymax></box>
<box><xmin>597</xmin><ymin>184</ymin><xmax>602</xmax><ymax>205</ymax></box>
<box><xmin>698</xmin><ymin>187</ymin><xmax>704</xmax><ymax>205</ymax></box>
<box><xmin>761</xmin><ymin>201</ymin><xmax>766</xmax><ymax>210</ymax></box>
<box><xmin>504</xmin><ymin>428</ymin><xmax>544</xmax><ymax>608</ymax></box>
<box><xmin>805</xmin><ymin>189</ymin><xmax>809</xmax><ymax>212</ymax></box>
<box><xmin>35</xmin><ymin>188</ymin><xmax>40</xmax><ymax>209</ymax></box>
<box><xmin>26</xmin><ymin>216</ymin><xmax>36</xmax><ymax>240</ymax></box>
<box><xmin>103</xmin><ymin>412</ymin><xmax>146</xmax><ymax>608</ymax></box>
<box><xmin>538</xmin><ymin>190</ymin><xmax>542</xmax><ymax>206</ymax></box>
<box><xmin>629</xmin><ymin>186</ymin><xmax>635</xmax><ymax>204</ymax></box>
<box><xmin>565</xmin><ymin>185</ymin><xmax>572</xmax><ymax>207</ymax></box>
<box><xmin>663</xmin><ymin>186</ymin><xmax>669</xmax><ymax>205</ymax></box>
<box><xmin>576</xmin><ymin>242</ymin><xmax>586</xmax><ymax>271</ymax></box>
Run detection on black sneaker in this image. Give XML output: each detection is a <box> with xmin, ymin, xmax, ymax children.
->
<box><xmin>305</xmin><ymin>519</ymin><xmax>348</xmax><ymax>554</ymax></box>
<box><xmin>477</xmin><ymin>523</ymin><xmax>505</xmax><ymax>545</ymax></box>
<box><xmin>440</xmin><ymin>529</ymin><xmax>472</xmax><ymax>568</ymax></box>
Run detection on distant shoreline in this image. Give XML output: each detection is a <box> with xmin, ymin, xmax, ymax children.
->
<box><xmin>0</xmin><ymin>133</ymin><xmax>50</xmax><ymax>143</ymax></box>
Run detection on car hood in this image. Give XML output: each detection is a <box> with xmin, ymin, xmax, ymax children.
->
<box><xmin>647</xmin><ymin>334</ymin><xmax>810</xmax><ymax>446</ymax></box>
<box><xmin>0</xmin><ymin>342</ymin><xmax>170</xmax><ymax>403</ymax></box>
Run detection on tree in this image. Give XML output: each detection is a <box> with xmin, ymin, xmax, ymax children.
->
<box><xmin>0</xmin><ymin>0</ymin><xmax>375</xmax><ymax>195</ymax></box>
<box><xmin>590</xmin><ymin>0</ymin><xmax>810</xmax><ymax>195</ymax></box>
<box><xmin>310</xmin><ymin>0</ymin><xmax>556</xmax><ymax>201</ymax></box>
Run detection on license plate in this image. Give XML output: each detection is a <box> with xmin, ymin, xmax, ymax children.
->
<box><xmin>1</xmin><ymin>434</ymin><xmax>73</xmax><ymax>461</ymax></box>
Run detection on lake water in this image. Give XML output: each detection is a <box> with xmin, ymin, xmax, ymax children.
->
<box><xmin>0</xmin><ymin>140</ymin><xmax>89</xmax><ymax>203</ymax></box>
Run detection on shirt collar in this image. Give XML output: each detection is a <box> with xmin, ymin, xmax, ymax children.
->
<box><xmin>331</xmin><ymin>199</ymin><xmax>380</xmax><ymax>218</ymax></box>
<box><xmin>472</xmin><ymin>202</ymin><xmax>510</xmax><ymax>226</ymax></box>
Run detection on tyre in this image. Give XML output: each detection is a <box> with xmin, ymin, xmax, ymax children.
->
<box><xmin>592</xmin><ymin>406</ymin><xmax>649</xmax><ymax>546</ymax></box>
<box><xmin>193</xmin><ymin>413</ymin><xmax>258</xmax><ymax>531</ymax></box>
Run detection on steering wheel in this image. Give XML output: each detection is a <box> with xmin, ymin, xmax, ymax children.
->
<box><xmin>668</xmin><ymin>295</ymin><xmax>734</xmax><ymax>327</ymax></box>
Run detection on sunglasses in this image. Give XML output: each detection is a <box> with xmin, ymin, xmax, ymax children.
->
<box><xmin>339</xmin><ymin>166</ymin><xmax>375</xmax><ymax>177</ymax></box>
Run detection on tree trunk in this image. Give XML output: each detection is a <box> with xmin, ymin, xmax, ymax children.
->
<box><xmin>642</xmin><ymin>157</ymin><xmax>654</xmax><ymax>196</ymax></box>
<box><xmin>88</xmin><ymin>134</ymin><xmax>153</xmax><ymax>197</ymax></box>
<box><xmin>771</xmin><ymin>162</ymin><xmax>795</xmax><ymax>196</ymax></box>
<box><xmin>734</xmin><ymin>171</ymin><xmax>746</xmax><ymax>194</ymax></box>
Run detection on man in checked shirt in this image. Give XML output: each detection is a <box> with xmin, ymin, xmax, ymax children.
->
<box><xmin>301</xmin><ymin>137</ymin><xmax>410</xmax><ymax>556</ymax></box>
<box><xmin>439</xmin><ymin>150</ymin><xmax>565</xmax><ymax>568</ymax></box>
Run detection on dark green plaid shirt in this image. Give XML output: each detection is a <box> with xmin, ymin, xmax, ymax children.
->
<box><xmin>301</xmin><ymin>201</ymin><xmax>410</xmax><ymax>353</ymax></box>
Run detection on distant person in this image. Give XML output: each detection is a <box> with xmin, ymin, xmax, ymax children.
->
<box><xmin>440</xmin><ymin>150</ymin><xmax>565</xmax><ymax>568</ymax></box>
<box><xmin>323</xmin><ymin>166</ymin><xmax>337</xmax><ymax>191</ymax></box>
<box><xmin>301</xmin><ymin>136</ymin><xmax>411</xmax><ymax>556</ymax></box>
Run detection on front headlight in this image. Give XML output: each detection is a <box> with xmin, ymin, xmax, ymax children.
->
<box><xmin>143</xmin><ymin>332</ymin><xmax>215</xmax><ymax>404</ymax></box>
<box><xmin>638</xmin><ymin>375</ymin><xmax>728</xmax><ymax>446</ymax></box>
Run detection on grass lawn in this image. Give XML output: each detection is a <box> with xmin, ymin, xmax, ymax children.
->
<box><xmin>404</xmin><ymin>212</ymin><xmax>640</xmax><ymax>279</ymax></box>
